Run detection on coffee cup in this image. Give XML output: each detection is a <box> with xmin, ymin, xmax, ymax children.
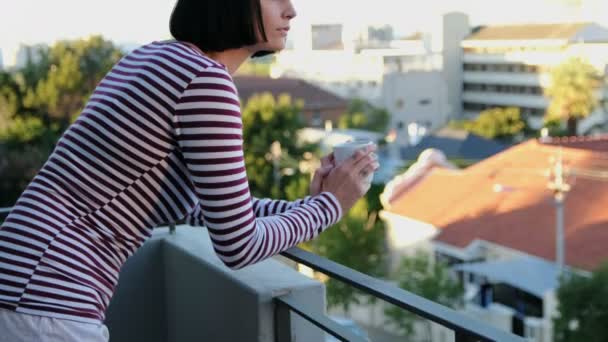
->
<box><xmin>333</xmin><ymin>139</ymin><xmax>376</xmax><ymax>183</ymax></box>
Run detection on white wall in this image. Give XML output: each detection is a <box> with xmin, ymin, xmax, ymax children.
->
<box><xmin>442</xmin><ymin>12</ymin><xmax>471</xmax><ymax>119</ymax></box>
<box><xmin>379</xmin><ymin>211</ymin><xmax>439</xmax><ymax>271</ymax></box>
<box><xmin>383</xmin><ymin>70</ymin><xmax>450</xmax><ymax>146</ymax></box>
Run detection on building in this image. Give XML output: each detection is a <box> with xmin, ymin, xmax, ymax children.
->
<box><xmin>233</xmin><ymin>76</ymin><xmax>348</xmax><ymax>128</ymax></box>
<box><xmin>382</xmin><ymin>71</ymin><xmax>450</xmax><ymax>141</ymax></box>
<box><xmin>13</xmin><ymin>43</ymin><xmax>47</xmax><ymax>69</ymax></box>
<box><xmin>270</xmin><ymin>21</ymin><xmax>446</xmax><ymax>106</ymax></box>
<box><xmin>380</xmin><ymin>135</ymin><xmax>608</xmax><ymax>340</ymax></box>
<box><xmin>461</xmin><ymin>22</ymin><xmax>608</xmax><ymax>133</ymax></box>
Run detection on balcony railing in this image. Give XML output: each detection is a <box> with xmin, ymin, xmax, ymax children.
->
<box><xmin>0</xmin><ymin>207</ymin><xmax>10</xmax><ymax>221</ymax></box>
<box><xmin>0</xmin><ymin>207</ymin><xmax>524</xmax><ymax>341</ymax></box>
<box><xmin>277</xmin><ymin>247</ymin><xmax>523</xmax><ymax>342</ymax></box>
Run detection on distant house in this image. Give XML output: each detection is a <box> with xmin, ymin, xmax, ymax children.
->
<box><xmin>233</xmin><ymin>76</ymin><xmax>348</xmax><ymax>128</ymax></box>
<box><xmin>400</xmin><ymin>127</ymin><xmax>509</xmax><ymax>162</ymax></box>
<box><xmin>380</xmin><ymin>135</ymin><xmax>608</xmax><ymax>341</ymax></box>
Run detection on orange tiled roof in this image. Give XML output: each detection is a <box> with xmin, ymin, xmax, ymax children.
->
<box><xmin>386</xmin><ymin>138</ymin><xmax>608</xmax><ymax>270</ymax></box>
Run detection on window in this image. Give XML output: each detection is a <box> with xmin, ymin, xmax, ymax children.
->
<box><xmin>395</xmin><ymin>99</ymin><xmax>405</xmax><ymax>109</ymax></box>
<box><xmin>312</xmin><ymin>110</ymin><xmax>322</xmax><ymax>127</ymax></box>
<box><xmin>419</xmin><ymin>99</ymin><xmax>431</xmax><ymax>106</ymax></box>
<box><xmin>493</xmin><ymin>284</ymin><xmax>544</xmax><ymax>318</ymax></box>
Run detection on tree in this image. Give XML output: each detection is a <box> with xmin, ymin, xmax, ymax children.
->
<box><xmin>554</xmin><ymin>263</ymin><xmax>608</xmax><ymax>342</ymax></box>
<box><xmin>339</xmin><ymin>98</ymin><xmax>390</xmax><ymax>133</ymax></box>
<box><xmin>449</xmin><ymin>107</ymin><xmax>526</xmax><ymax>141</ymax></box>
<box><xmin>308</xmin><ymin>194</ymin><xmax>387</xmax><ymax>313</ymax></box>
<box><xmin>0</xmin><ymin>71</ymin><xmax>23</xmax><ymax>133</ymax></box>
<box><xmin>241</xmin><ymin>92</ymin><xmax>317</xmax><ymax>200</ymax></box>
<box><xmin>241</xmin><ymin>93</ymin><xmax>388</xmax><ymax>313</ymax></box>
<box><xmin>0</xmin><ymin>36</ymin><xmax>123</xmax><ymax>207</ymax></box>
<box><xmin>300</xmin><ymin>184</ymin><xmax>387</xmax><ymax>313</ymax></box>
<box><xmin>22</xmin><ymin>36</ymin><xmax>123</xmax><ymax>129</ymax></box>
<box><xmin>544</xmin><ymin>57</ymin><xmax>602</xmax><ymax>136</ymax></box>
<box><xmin>384</xmin><ymin>252</ymin><xmax>463</xmax><ymax>340</ymax></box>
<box><xmin>235</xmin><ymin>57</ymin><xmax>273</xmax><ymax>77</ymax></box>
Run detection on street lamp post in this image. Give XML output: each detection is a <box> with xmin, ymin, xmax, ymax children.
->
<box><xmin>271</xmin><ymin>141</ymin><xmax>282</xmax><ymax>190</ymax></box>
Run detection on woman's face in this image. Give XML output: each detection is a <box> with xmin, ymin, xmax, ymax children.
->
<box><xmin>252</xmin><ymin>0</ymin><xmax>297</xmax><ymax>53</ymax></box>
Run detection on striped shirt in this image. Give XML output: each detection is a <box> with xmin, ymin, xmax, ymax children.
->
<box><xmin>0</xmin><ymin>41</ymin><xmax>342</xmax><ymax>324</ymax></box>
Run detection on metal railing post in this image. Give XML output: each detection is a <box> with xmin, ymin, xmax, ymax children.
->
<box><xmin>274</xmin><ymin>300</ymin><xmax>292</xmax><ymax>342</ymax></box>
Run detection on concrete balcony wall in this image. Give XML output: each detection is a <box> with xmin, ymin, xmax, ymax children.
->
<box><xmin>106</xmin><ymin>227</ymin><xmax>325</xmax><ymax>342</ymax></box>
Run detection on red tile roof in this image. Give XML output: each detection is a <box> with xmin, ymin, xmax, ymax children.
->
<box><xmin>386</xmin><ymin>137</ymin><xmax>608</xmax><ymax>270</ymax></box>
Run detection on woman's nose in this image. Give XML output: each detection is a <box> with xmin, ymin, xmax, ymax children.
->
<box><xmin>284</xmin><ymin>1</ymin><xmax>297</xmax><ymax>20</ymax></box>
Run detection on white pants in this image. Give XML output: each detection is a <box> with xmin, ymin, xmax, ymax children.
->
<box><xmin>0</xmin><ymin>308</ymin><xmax>109</xmax><ymax>342</ymax></box>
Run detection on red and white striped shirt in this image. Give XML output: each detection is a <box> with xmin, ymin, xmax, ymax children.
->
<box><xmin>0</xmin><ymin>41</ymin><xmax>342</xmax><ymax>324</ymax></box>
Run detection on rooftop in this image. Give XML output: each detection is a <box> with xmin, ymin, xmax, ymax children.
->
<box><xmin>465</xmin><ymin>22</ymin><xmax>608</xmax><ymax>43</ymax></box>
<box><xmin>233</xmin><ymin>76</ymin><xmax>348</xmax><ymax>111</ymax></box>
<box><xmin>386</xmin><ymin>136</ymin><xmax>608</xmax><ymax>270</ymax></box>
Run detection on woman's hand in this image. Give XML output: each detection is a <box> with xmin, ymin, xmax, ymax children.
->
<box><xmin>310</xmin><ymin>153</ymin><xmax>335</xmax><ymax>197</ymax></box>
<box><xmin>321</xmin><ymin>145</ymin><xmax>379</xmax><ymax>214</ymax></box>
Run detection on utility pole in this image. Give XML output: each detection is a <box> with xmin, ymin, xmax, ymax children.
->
<box><xmin>547</xmin><ymin>148</ymin><xmax>571</xmax><ymax>276</ymax></box>
<box><xmin>271</xmin><ymin>141</ymin><xmax>282</xmax><ymax>191</ymax></box>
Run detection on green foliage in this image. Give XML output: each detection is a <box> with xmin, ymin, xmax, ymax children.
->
<box><xmin>235</xmin><ymin>58</ymin><xmax>273</xmax><ymax>77</ymax></box>
<box><xmin>545</xmin><ymin>57</ymin><xmax>602</xmax><ymax>136</ymax></box>
<box><xmin>310</xmin><ymin>196</ymin><xmax>387</xmax><ymax>312</ymax></box>
<box><xmin>22</xmin><ymin>36</ymin><xmax>123</xmax><ymax>129</ymax></box>
<box><xmin>241</xmin><ymin>94</ymin><xmax>388</xmax><ymax>314</ymax></box>
<box><xmin>242</xmin><ymin>92</ymin><xmax>315</xmax><ymax>200</ymax></box>
<box><xmin>0</xmin><ymin>116</ymin><xmax>46</xmax><ymax>145</ymax></box>
<box><xmin>0</xmin><ymin>143</ymin><xmax>55</xmax><ymax>207</ymax></box>
<box><xmin>543</xmin><ymin>117</ymin><xmax>569</xmax><ymax>137</ymax></box>
<box><xmin>0</xmin><ymin>36</ymin><xmax>122</xmax><ymax>206</ymax></box>
<box><xmin>449</xmin><ymin>107</ymin><xmax>526</xmax><ymax>141</ymax></box>
<box><xmin>0</xmin><ymin>72</ymin><xmax>23</xmax><ymax>123</ymax></box>
<box><xmin>554</xmin><ymin>263</ymin><xmax>608</xmax><ymax>342</ymax></box>
<box><xmin>299</xmin><ymin>184</ymin><xmax>387</xmax><ymax>312</ymax></box>
<box><xmin>339</xmin><ymin>98</ymin><xmax>390</xmax><ymax>133</ymax></box>
<box><xmin>384</xmin><ymin>252</ymin><xmax>463</xmax><ymax>339</ymax></box>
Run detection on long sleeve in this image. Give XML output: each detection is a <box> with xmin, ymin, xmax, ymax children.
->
<box><xmin>185</xmin><ymin>196</ymin><xmax>314</xmax><ymax>225</ymax></box>
<box><xmin>173</xmin><ymin>66</ymin><xmax>342</xmax><ymax>269</ymax></box>
<box><xmin>251</xmin><ymin>196</ymin><xmax>314</xmax><ymax>217</ymax></box>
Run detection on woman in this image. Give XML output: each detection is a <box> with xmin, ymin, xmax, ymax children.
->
<box><xmin>0</xmin><ymin>0</ymin><xmax>379</xmax><ymax>340</ymax></box>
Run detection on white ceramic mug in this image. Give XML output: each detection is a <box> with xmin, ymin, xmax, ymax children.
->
<box><xmin>333</xmin><ymin>139</ymin><xmax>376</xmax><ymax>183</ymax></box>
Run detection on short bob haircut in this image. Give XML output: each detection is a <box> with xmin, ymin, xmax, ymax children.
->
<box><xmin>170</xmin><ymin>0</ymin><xmax>273</xmax><ymax>58</ymax></box>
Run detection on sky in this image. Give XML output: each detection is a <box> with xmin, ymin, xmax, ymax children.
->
<box><xmin>1</xmin><ymin>0</ymin><xmax>607</xmax><ymax>66</ymax></box>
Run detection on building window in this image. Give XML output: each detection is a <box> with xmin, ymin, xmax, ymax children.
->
<box><xmin>419</xmin><ymin>99</ymin><xmax>432</xmax><ymax>106</ymax></box>
<box><xmin>312</xmin><ymin>111</ymin><xmax>322</xmax><ymax>127</ymax></box>
<box><xmin>493</xmin><ymin>284</ymin><xmax>544</xmax><ymax>318</ymax></box>
<box><xmin>395</xmin><ymin>99</ymin><xmax>405</xmax><ymax>109</ymax></box>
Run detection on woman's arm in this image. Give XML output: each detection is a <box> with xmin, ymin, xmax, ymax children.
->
<box><xmin>174</xmin><ymin>66</ymin><xmax>342</xmax><ymax>269</ymax></box>
<box><xmin>185</xmin><ymin>197</ymin><xmax>312</xmax><ymax>224</ymax></box>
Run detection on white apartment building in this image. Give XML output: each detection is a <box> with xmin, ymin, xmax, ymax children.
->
<box><xmin>271</xmin><ymin>13</ymin><xmax>469</xmax><ymax>146</ymax></box>
<box><xmin>461</xmin><ymin>22</ymin><xmax>608</xmax><ymax>133</ymax></box>
<box><xmin>271</xmin><ymin>26</ymin><xmax>440</xmax><ymax>106</ymax></box>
